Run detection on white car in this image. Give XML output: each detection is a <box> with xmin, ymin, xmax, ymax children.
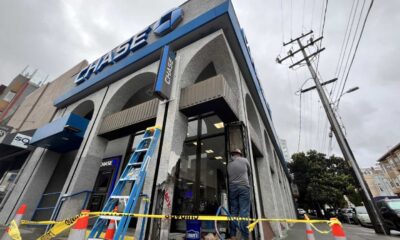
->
<box><xmin>353</xmin><ymin>206</ymin><xmax>372</xmax><ymax>227</ymax></box>
<box><xmin>297</xmin><ymin>208</ymin><xmax>306</xmax><ymax>215</ymax></box>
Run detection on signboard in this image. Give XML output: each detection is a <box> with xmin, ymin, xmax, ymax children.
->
<box><xmin>0</xmin><ymin>125</ymin><xmax>12</xmax><ymax>143</ymax></box>
<box><xmin>10</xmin><ymin>133</ymin><xmax>31</xmax><ymax>149</ymax></box>
<box><xmin>153</xmin><ymin>45</ymin><xmax>176</xmax><ymax>100</ymax></box>
<box><xmin>74</xmin><ymin>8</ymin><xmax>183</xmax><ymax>86</ymax></box>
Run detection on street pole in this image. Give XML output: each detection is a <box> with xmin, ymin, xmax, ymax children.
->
<box><xmin>277</xmin><ymin>31</ymin><xmax>387</xmax><ymax>234</ymax></box>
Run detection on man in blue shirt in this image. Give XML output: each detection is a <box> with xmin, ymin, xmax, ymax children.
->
<box><xmin>227</xmin><ymin>149</ymin><xmax>251</xmax><ymax>240</ymax></box>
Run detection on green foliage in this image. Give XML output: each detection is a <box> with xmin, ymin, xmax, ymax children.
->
<box><xmin>288</xmin><ymin>150</ymin><xmax>362</xmax><ymax>212</ymax></box>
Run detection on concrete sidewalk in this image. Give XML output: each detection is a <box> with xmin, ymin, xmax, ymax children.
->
<box><xmin>284</xmin><ymin>223</ymin><xmax>400</xmax><ymax>240</ymax></box>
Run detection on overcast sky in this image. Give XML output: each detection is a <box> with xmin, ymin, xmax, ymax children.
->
<box><xmin>0</xmin><ymin>0</ymin><xmax>398</xmax><ymax>168</ymax></box>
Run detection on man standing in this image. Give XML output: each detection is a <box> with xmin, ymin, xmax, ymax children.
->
<box><xmin>227</xmin><ymin>148</ymin><xmax>251</xmax><ymax>240</ymax></box>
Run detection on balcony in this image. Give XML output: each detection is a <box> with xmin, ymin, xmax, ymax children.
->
<box><xmin>98</xmin><ymin>98</ymin><xmax>159</xmax><ymax>139</ymax></box>
<box><xmin>179</xmin><ymin>75</ymin><xmax>238</xmax><ymax>122</ymax></box>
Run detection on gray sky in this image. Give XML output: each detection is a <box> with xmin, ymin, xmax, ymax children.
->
<box><xmin>0</xmin><ymin>0</ymin><xmax>398</xmax><ymax>167</ymax></box>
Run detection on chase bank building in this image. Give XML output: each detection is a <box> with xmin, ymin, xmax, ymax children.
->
<box><xmin>0</xmin><ymin>0</ymin><xmax>295</xmax><ymax>239</ymax></box>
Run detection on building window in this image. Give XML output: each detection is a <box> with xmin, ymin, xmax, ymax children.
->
<box><xmin>171</xmin><ymin>114</ymin><xmax>227</xmax><ymax>233</ymax></box>
<box><xmin>3</xmin><ymin>91</ymin><xmax>16</xmax><ymax>102</ymax></box>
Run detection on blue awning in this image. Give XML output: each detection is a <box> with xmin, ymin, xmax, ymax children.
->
<box><xmin>30</xmin><ymin>113</ymin><xmax>89</xmax><ymax>153</ymax></box>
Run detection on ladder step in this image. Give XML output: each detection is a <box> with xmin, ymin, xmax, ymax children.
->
<box><xmin>142</xmin><ymin>137</ymin><xmax>153</xmax><ymax>140</ymax></box>
<box><xmin>110</xmin><ymin>196</ymin><xmax>130</xmax><ymax>200</ymax></box>
<box><xmin>128</xmin><ymin>162</ymin><xmax>142</xmax><ymax>166</ymax></box>
<box><xmin>121</xmin><ymin>177</ymin><xmax>137</xmax><ymax>181</ymax></box>
<box><xmin>135</xmin><ymin>148</ymin><xmax>149</xmax><ymax>152</ymax></box>
<box><xmin>99</xmin><ymin>216</ymin><xmax>122</xmax><ymax>221</ymax></box>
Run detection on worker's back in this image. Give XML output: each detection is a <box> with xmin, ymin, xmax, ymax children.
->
<box><xmin>227</xmin><ymin>155</ymin><xmax>250</xmax><ymax>187</ymax></box>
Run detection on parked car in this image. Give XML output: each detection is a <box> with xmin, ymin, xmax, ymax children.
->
<box><xmin>325</xmin><ymin>208</ymin><xmax>338</xmax><ymax>219</ymax></box>
<box><xmin>338</xmin><ymin>208</ymin><xmax>355</xmax><ymax>224</ymax></box>
<box><xmin>352</xmin><ymin>206</ymin><xmax>372</xmax><ymax>227</ymax></box>
<box><xmin>297</xmin><ymin>208</ymin><xmax>306</xmax><ymax>218</ymax></box>
<box><xmin>297</xmin><ymin>208</ymin><xmax>306</xmax><ymax>215</ymax></box>
<box><xmin>376</xmin><ymin>198</ymin><xmax>400</xmax><ymax>234</ymax></box>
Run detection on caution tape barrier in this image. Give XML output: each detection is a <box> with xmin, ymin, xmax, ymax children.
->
<box><xmin>15</xmin><ymin>211</ymin><xmax>339</xmax><ymax>240</ymax></box>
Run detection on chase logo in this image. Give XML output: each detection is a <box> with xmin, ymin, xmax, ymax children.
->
<box><xmin>153</xmin><ymin>7</ymin><xmax>183</xmax><ymax>36</ymax></box>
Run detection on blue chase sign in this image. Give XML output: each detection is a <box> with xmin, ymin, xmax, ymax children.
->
<box><xmin>153</xmin><ymin>45</ymin><xmax>176</xmax><ymax>100</ymax></box>
<box><xmin>74</xmin><ymin>7</ymin><xmax>183</xmax><ymax>86</ymax></box>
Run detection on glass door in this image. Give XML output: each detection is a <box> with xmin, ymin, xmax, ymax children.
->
<box><xmin>171</xmin><ymin>114</ymin><xmax>228</xmax><ymax>233</ymax></box>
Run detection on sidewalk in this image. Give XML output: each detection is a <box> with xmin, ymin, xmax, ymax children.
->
<box><xmin>284</xmin><ymin>222</ymin><xmax>400</xmax><ymax>240</ymax></box>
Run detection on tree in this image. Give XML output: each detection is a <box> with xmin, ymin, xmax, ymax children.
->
<box><xmin>288</xmin><ymin>150</ymin><xmax>362</xmax><ymax>217</ymax></box>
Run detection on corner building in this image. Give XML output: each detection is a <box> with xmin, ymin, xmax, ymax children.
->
<box><xmin>0</xmin><ymin>0</ymin><xmax>296</xmax><ymax>238</ymax></box>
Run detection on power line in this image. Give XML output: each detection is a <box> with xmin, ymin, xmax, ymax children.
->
<box><xmin>333</xmin><ymin>0</ymin><xmax>362</xmax><ymax>101</ymax></box>
<box><xmin>290</xmin><ymin>0</ymin><xmax>293</xmax><ymax>38</ymax></box>
<box><xmin>310</xmin><ymin>0</ymin><xmax>317</xmax><ymax>30</ymax></box>
<box><xmin>337</xmin><ymin>0</ymin><xmax>374</xmax><ymax>100</ymax></box>
<box><xmin>280</xmin><ymin>0</ymin><xmax>286</xmax><ymax>43</ymax></box>
<box><xmin>302</xmin><ymin>0</ymin><xmax>307</xmax><ymax>31</ymax></box>
<box><xmin>331</xmin><ymin>0</ymin><xmax>358</xmax><ymax>100</ymax></box>
<box><xmin>316</xmin><ymin>0</ymin><xmax>329</xmax><ymax>70</ymax></box>
<box><xmin>335</xmin><ymin>0</ymin><xmax>367</xmax><ymax>102</ymax></box>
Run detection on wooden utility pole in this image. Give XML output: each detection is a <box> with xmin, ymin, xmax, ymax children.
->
<box><xmin>277</xmin><ymin>31</ymin><xmax>387</xmax><ymax>235</ymax></box>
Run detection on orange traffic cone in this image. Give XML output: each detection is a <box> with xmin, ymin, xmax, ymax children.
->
<box><xmin>104</xmin><ymin>206</ymin><xmax>118</xmax><ymax>240</ymax></box>
<box><xmin>1</xmin><ymin>204</ymin><xmax>27</xmax><ymax>240</ymax></box>
<box><xmin>304</xmin><ymin>214</ymin><xmax>315</xmax><ymax>240</ymax></box>
<box><xmin>330</xmin><ymin>218</ymin><xmax>347</xmax><ymax>240</ymax></box>
<box><xmin>67</xmin><ymin>210</ymin><xmax>90</xmax><ymax>240</ymax></box>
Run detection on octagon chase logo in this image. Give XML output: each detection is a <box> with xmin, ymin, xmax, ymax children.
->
<box><xmin>154</xmin><ymin>7</ymin><xmax>183</xmax><ymax>36</ymax></box>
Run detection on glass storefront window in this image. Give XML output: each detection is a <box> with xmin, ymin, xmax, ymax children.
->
<box><xmin>199</xmin><ymin>136</ymin><xmax>227</xmax><ymax>232</ymax></box>
<box><xmin>201</xmin><ymin>115</ymin><xmax>224</xmax><ymax>135</ymax></box>
<box><xmin>173</xmin><ymin>141</ymin><xmax>197</xmax><ymax>215</ymax></box>
<box><xmin>187</xmin><ymin>120</ymin><xmax>197</xmax><ymax>138</ymax></box>
<box><xmin>199</xmin><ymin>136</ymin><xmax>227</xmax><ymax>215</ymax></box>
<box><xmin>171</xmin><ymin>115</ymin><xmax>227</xmax><ymax>233</ymax></box>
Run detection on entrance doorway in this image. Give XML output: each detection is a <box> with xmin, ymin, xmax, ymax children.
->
<box><xmin>171</xmin><ymin>114</ymin><xmax>228</xmax><ymax>233</ymax></box>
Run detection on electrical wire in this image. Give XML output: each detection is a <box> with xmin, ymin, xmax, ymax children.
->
<box><xmin>316</xmin><ymin>0</ymin><xmax>329</xmax><ymax>70</ymax></box>
<box><xmin>310</xmin><ymin>0</ymin><xmax>316</xmax><ymax>31</ymax></box>
<box><xmin>337</xmin><ymin>0</ymin><xmax>374</xmax><ymax>100</ymax></box>
<box><xmin>335</xmin><ymin>0</ymin><xmax>367</xmax><ymax>102</ymax></box>
<box><xmin>333</xmin><ymin>0</ymin><xmax>361</xmax><ymax>101</ymax></box>
<box><xmin>290</xmin><ymin>0</ymin><xmax>293</xmax><ymax>39</ymax></box>
<box><xmin>302</xmin><ymin>0</ymin><xmax>307</xmax><ymax>32</ymax></box>
<box><xmin>330</xmin><ymin>0</ymin><xmax>357</xmax><ymax>100</ymax></box>
<box><xmin>280</xmin><ymin>0</ymin><xmax>286</xmax><ymax>43</ymax></box>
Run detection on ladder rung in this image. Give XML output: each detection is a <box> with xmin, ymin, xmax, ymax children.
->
<box><xmin>142</xmin><ymin>137</ymin><xmax>153</xmax><ymax>140</ymax></box>
<box><xmin>135</xmin><ymin>148</ymin><xmax>149</xmax><ymax>152</ymax></box>
<box><xmin>110</xmin><ymin>196</ymin><xmax>130</xmax><ymax>200</ymax></box>
<box><xmin>121</xmin><ymin>177</ymin><xmax>137</xmax><ymax>181</ymax></box>
<box><xmin>128</xmin><ymin>162</ymin><xmax>142</xmax><ymax>166</ymax></box>
<box><xmin>99</xmin><ymin>216</ymin><xmax>122</xmax><ymax>220</ymax></box>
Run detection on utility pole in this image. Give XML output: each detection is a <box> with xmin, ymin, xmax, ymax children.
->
<box><xmin>277</xmin><ymin>31</ymin><xmax>387</xmax><ymax>235</ymax></box>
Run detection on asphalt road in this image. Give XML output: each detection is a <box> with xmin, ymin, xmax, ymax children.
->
<box><xmin>285</xmin><ymin>223</ymin><xmax>400</xmax><ymax>240</ymax></box>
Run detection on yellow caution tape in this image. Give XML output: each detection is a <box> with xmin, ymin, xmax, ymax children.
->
<box><xmin>20</xmin><ymin>211</ymin><xmax>340</xmax><ymax>238</ymax></box>
<box><xmin>6</xmin><ymin>220</ymin><xmax>22</xmax><ymax>240</ymax></box>
<box><xmin>36</xmin><ymin>213</ymin><xmax>84</xmax><ymax>240</ymax></box>
<box><xmin>21</xmin><ymin>220</ymin><xmax>59</xmax><ymax>225</ymax></box>
<box><xmin>329</xmin><ymin>218</ymin><xmax>342</xmax><ymax>227</ymax></box>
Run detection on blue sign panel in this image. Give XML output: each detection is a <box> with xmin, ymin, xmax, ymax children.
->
<box><xmin>154</xmin><ymin>8</ymin><xmax>183</xmax><ymax>36</ymax></box>
<box><xmin>153</xmin><ymin>45</ymin><xmax>176</xmax><ymax>100</ymax></box>
<box><xmin>75</xmin><ymin>27</ymin><xmax>152</xmax><ymax>85</ymax></box>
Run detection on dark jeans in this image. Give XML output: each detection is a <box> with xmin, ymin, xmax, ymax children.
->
<box><xmin>229</xmin><ymin>184</ymin><xmax>250</xmax><ymax>239</ymax></box>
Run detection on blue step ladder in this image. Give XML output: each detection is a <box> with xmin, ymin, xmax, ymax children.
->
<box><xmin>88</xmin><ymin>126</ymin><xmax>161</xmax><ymax>240</ymax></box>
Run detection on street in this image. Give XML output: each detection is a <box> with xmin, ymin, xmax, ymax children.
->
<box><xmin>285</xmin><ymin>223</ymin><xmax>400</xmax><ymax>240</ymax></box>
